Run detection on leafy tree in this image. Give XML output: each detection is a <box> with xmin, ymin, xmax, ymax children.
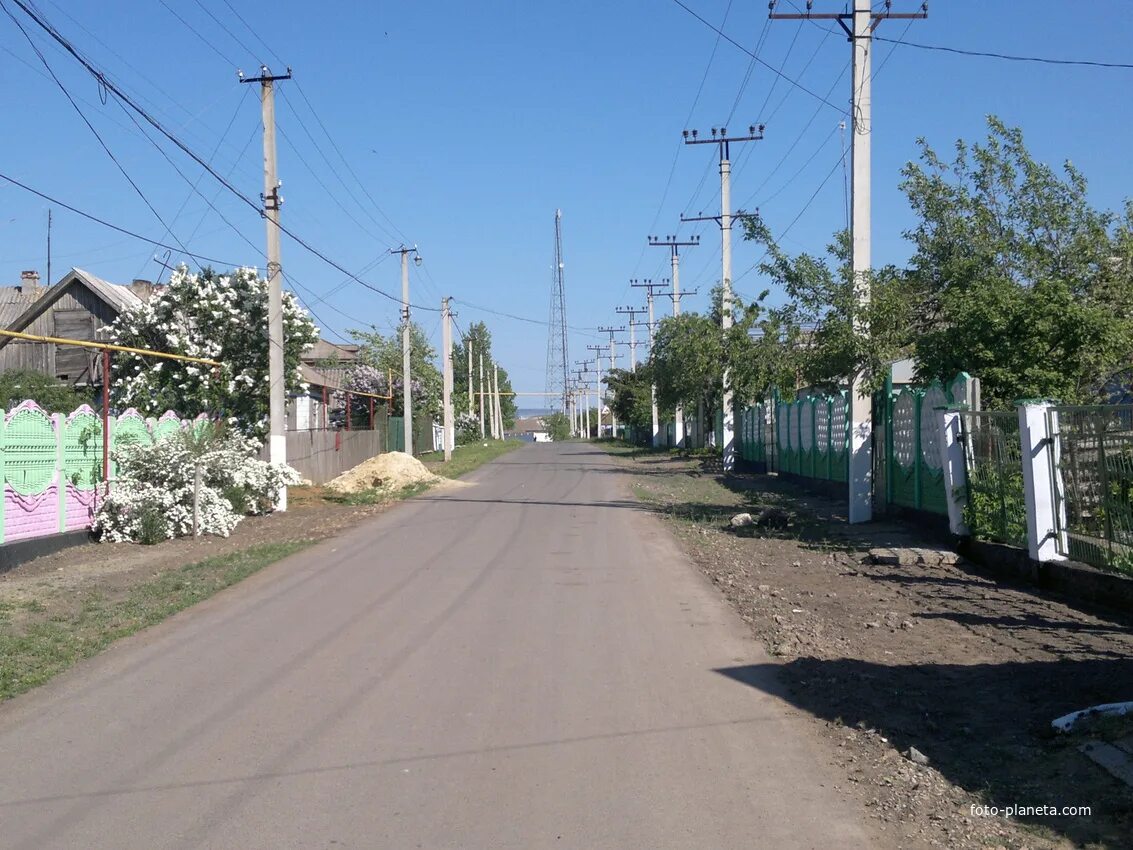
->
<box><xmin>901</xmin><ymin>116</ymin><xmax>1133</xmax><ymax>406</ymax></box>
<box><xmin>649</xmin><ymin>312</ymin><xmax>723</xmax><ymax>417</ymax></box>
<box><xmin>104</xmin><ymin>266</ymin><xmax>318</xmax><ymax>436</ymax></box>
<box><xmin>604</xmin><ymin>366</ymin><xmax>654</xmax><ymax>431</ymax></box>
<box><xmin>742</xmin><ymin>222</ymin><xmax>916</xmax><ymax>393</ymax></box>
<box><xmin>543</xmin><ymin>411</ymin><xmax>571</xmax><ymax>441</ymax></box>
<box><xmin>451</xmin><ymin>321</ymin><xmax>517</xmax><ymax>429</ymax></box>
<box><xmin>0</xmin><ymin>369</ymin><xmax>95</xmax><ymax>412</ymax></box>
<box><xmin>349</xmin><ymin>324</ymin><xmax>440</xmax><ymax>419</ymax></box>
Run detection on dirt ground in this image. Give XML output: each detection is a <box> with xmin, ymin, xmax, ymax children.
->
<box><xmin>0</xmin><ymin>485</ymin><xmax>394</xmax><ymax>617</ymax></box>
<box><xmin>611</xmin><ymin>448</ymin><xmax>1133</xmax><ymax>850</ymax></box>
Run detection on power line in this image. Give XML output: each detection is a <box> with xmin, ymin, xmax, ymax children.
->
<box><xmin>0</xmin><ymin>171</ymin><xmax>245</xmax><ymax>267</ymax></box>
<box><xmin>5</xmin><ymin>0</ymin><xmax>442</xmax><ymax>312</ymax></box>
<box><xmin>2</xmin><ymin>2</ymin><xmax>198</xmax><ymax>265</ymax></box>
<box><xmin>874</xmin><ymin>35</ymin><xmax>1133</xmax><ymax>70</ymax></box>
<box><xmin>669</xmin><ymin>0</ymin><xmax>843</xmax><ymax>111</ymax></box>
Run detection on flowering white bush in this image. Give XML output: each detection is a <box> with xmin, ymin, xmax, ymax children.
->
<box><xmin>103</xmin><ymin>266</ymin><xmax>319</xmax><ymax>437</ymax></box>
<box><xmin>455</xmin><ymin>411</ymin><xmax>481</xmax><ymax>445</ymax></box>
<box><xmin>93</xmin><ymin>427</ymin><xmax>302</xmax><ymax>543</ymax></box>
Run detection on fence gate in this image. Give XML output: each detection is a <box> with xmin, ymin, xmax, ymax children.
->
<box><xmin>1050</xmin><ymin>405</ymin><xmax>1133</xmax><ymax>574</ymax></box>
<box><xmin>958</xmin><ymin>410</ymin><xmax>1026</xmax><ymax>547</ymax></box>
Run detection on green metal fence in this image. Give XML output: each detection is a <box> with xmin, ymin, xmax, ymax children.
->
<box><xmin>884</xmin><ymin>373</ymin><xmax>972</xmax><ymax>516</ymax></box>
<box><xmin>959</xmin><ymin>409</ymin><xmax>1026</xmax><ymax>546</ymax></box>
<box><xmin>1050</xmin><ymin>405</ymin><xmax>1133</xmax><ymax>575</ymax></box>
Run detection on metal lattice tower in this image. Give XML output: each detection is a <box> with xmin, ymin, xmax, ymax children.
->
<box><xmin>545</xmin><ymin>209</ymin><xmax>569</xmax><ymax>412</ymax></box>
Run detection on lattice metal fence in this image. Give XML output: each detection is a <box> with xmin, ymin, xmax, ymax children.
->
<box><xmin>1051</xmin><ymin>405</ymin><xmax>1133</xmax><ymax>575</ymax></box>
<box><xmin>959</xmin><ymin>410</ymin><xmax>1026</xmax><ymax>546</ymax></box>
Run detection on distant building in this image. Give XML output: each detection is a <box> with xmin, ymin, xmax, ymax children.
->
<box><xmin>0</xmin><ymin>269</ymin><xmax>153</xmax><ymax>386</ymax></box>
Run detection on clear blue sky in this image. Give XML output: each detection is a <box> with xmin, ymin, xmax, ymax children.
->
<box><xmin>2</xmin><ymin>1</ymin><xmax>1132</xmax><ymax>392</ymax></box>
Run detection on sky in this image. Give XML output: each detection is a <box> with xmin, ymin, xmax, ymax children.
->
<box><xmin>1</xmin><ymin>0</ymin><xmax>1132</xmax><ymax>396</ymax></box>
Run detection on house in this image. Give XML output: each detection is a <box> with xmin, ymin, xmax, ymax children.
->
<box><xmin>0</xmin><ymin>269</ymin><xmax>153</xmax><ymax>385</ymax></box>
<box><xmin>293</xmin><ymin>340</ymin><xmax>361</xmax><ymax>430</ymax></box>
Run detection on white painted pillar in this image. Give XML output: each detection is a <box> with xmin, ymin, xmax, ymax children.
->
<box><xmin>938</xmin><ymin>409</ymin><xmax>969</xmax><ymax>537</ymax></box>
<box><xmin>1018</xmin><ymin>402</ymin><xmax>1067</xmax><ymax>562</ymax></box>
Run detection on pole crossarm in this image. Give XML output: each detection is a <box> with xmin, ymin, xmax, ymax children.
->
<box><xmin>0</xmin><ymin>329</ymin><xmax>222</xmax><ymax>366</ymax></box>
<box><xmin>768</xmin><ymin>1</ymin><xmax>927</xmax><ymax>37</ymax></box>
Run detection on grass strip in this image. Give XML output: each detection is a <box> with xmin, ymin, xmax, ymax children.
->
<box><xmin>421</xmin><ymin>439</ymin><xmax>523</xmax><ymax>479</ymax></box>
<box><xmin>0</xmin><ymin>539</ymin><xmax>312</xmax><ymax>702</ymax></box>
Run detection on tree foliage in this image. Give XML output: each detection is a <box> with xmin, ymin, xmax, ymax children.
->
<box><xmin>348</xmin><ymin>323</ymin><xmax>440</xmax><ymax>418</ymax></box>
<box><xmin>104</xmin><ymin>266</ymin><xmax>318</xmax><ymax>436</ymax></box>
<box><xmin>0</xmin><ymin>369</ymin><xmax>95</xmax><ymax>412</ymax></box>
<box><xmin>900</xmin><ymin>116</ymin><xmax>1133</xmax><ymax>406</ymax></box>
<box><xmin>543</xmin><ymin>411</ymin><xmax>571</xmax><ymax>441</ymax></box>
<box><xmin>451</xmin><ymin>321</ymin><xmax>517</xmax><ymax>429</ymax></box>
<box><xmin>604</xmin><ymin>366</ymin><xmax>653</xmax><ymax>431</ymax></box>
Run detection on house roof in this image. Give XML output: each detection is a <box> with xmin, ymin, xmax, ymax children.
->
<box><xmin>0</xmin><ymin>268</ymin><xmax>143</xmax><ymax>351</ymax></box>
<box><xmin>302</xmin><ymin>340</ymin><xmax>360</xmax><ymax>363</ymax></box>
<box><xmin>0</xmin><ymin>287</ymin><xmax>41</xmax><ymax>329</ymax></box>
<box><xmin>299</xmin><ymin>363</ymin><xmax>345</xmax><ymax>391</ymax></box>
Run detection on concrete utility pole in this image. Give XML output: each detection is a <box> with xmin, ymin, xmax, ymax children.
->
<box><xmin>493</xmin><ymin>364</ymin><xmax>503</xmax><ymax>439</ymax></box>
<box><xmin>586</xmin><ymin>344</ymin><xmax>606</xmax><ymax>437</ymax></box>
<box><xmin>615</xmin><ymin>306</ymin><xmax>647</xmax><ymax>372</ymax></box>
<box><xmin>442</xmin><ymin>297</ymin><xmax>454</xmax><ymax>461</ymax></box>
<box><xmin>242</xmin><ymin>66</ymin><xmax>291</xmax><ymax>510</ymax></box>
<box><xmin>770</xmin><ymin>0</ymin><xmax>926</xmax><ymax>522</ymax></box>
<box><xmin>648</xmin><ymin>235</ymin><xmax>699</xmax><ymax>448</ymax></box>
<box><xmin>479</xmin><ymin>351</ymin><xmax>487</xmax><ymax>440</ymax></box>
<box><xmin>631</xmin><ymin>278</ymin><xmax>669</xmax><ymax>448</ymax></box>
<box><xmin>682</xmin><ymin>126</ymin><xmax>764</xmax><ymax>473</ymax></box>
<box><xmin>575</xmin><ymin>360</ymin><xmax>593</xmax><ymax>439</ymax></box>
<box><xmin>599</xmin><ymin>326</ymin><xmax>625</xmax><ymax>438</ymax></box>
<box><xmin>467</xmin><ymin>339</ymin><xmax>473</xmax><ymax>416</ymax></box>
<box><xmin>391</xmin><ymin>245</ymin><xmax>422</xmax><ymax>455</ymax></box>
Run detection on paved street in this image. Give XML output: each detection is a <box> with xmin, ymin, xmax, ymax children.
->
<box><xmin>0</xmin><ymin>443</ymin><xmax>872</xmax><ymax>849</ymax></box>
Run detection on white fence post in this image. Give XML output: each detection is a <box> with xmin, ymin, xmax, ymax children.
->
<box><xmin>938</xmin><ymin>408</ymin><xmax>969</xmax><ymax>536</ymax></box>
<box><xmin>1018</xmin><ymin>401</ymin><xmax>1067</xmax><ymax>562</ymax></box>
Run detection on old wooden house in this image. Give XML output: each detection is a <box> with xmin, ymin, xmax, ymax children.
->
<box><xmin>0</xmin><ymin>269</ymin><xmax>153</xmax><ymax>385</ymax></box>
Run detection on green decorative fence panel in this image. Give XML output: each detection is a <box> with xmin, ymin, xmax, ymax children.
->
<box><xmin>772</xmin><ymin>392</ymin><xmax>849</xmax><ymax>483</ymax></box>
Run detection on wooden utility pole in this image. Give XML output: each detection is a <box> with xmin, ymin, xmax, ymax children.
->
<box><xmin>770</xmin><ymin>0</ymin><xmax>927</xmax><ymax>522</ymax></box>
<box><xmin>242</xmin><ymin>65</ymin><xmax>291</xmax><ymax>510</ymax></box>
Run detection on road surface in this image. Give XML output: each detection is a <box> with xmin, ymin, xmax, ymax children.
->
<box><xmin>0</xmin><ymin>443</ymin><xmax>872</xmax><ymax>849</ymax></box>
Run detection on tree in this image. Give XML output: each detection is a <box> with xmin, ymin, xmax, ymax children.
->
<box><xmin>0</xmin><ymin>369</ymin><xmax>95</xmax><ymax>412</ymax></box>
<box><xmin>451</xmin><ymin>321</ymin><xmax>517</xmax><ymax>429</ymax></box>
<box><xmin>742</xmin><ymin>222</ymin><xmax>916</xmax><ymax>393</ymax></box>
<box><xmin>544</xmin><ymin>411</ymin><xmax>571</xmax><ymax>441</ymax></box>
<box><xmin>604</xmin><ymin>366</ymin><xmax>653</xmax><ymax>432</ymax></box>
<box><xmin>104</xmin><ymin>266</ymin><xmax>318</xmax><ymax>436</ymax></box>
<box><xmin>901</xmin><ymin>116</ymin><xmax>1133</xmax><ymax>406</ymax></box>
<box><xmin>649</xmin><ymin>312</ymin><xmax>723</xmax><ymax>416</ymax></box>
<box><xmin>349</xmin><ymin>323</ymin><xmax>440</xmax><ymax>419</ymax></box>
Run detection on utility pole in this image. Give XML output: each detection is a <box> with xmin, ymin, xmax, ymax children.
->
<box><xmin>586</xmin><ymin>344</ymin><xmax>606</xmax><ymax>437</ymax></box>
<box><xmin>442</xmin><ymin>297</ymin><xmax>454</xmax><ymax>461</ymax></box>
<box><xmin>648</xmin><ymin>234</ymin><xmax>699</xmax><ymax>448</ymax></box>
<box><xmin>682</xmin><ymin>125</ymin><xmax>764</xmax><ymax>472</ymax></box>
<box><xmin>242</xmin><ymin>65</ymin><xmax>291</xmax><ymax>510</ymax></box>
<box><xmin>467</xmin><ymin>338</ymin><xmax>473</xmax><ymax>416</ymax></box>
<box><xmin>615</xmin><ymin>306</ymin><xmax>647</xmax><ymax>371</ymax></box>
<box><xmin>575</xmin><ymin>360</ymin><xmax>593</xmax><ymax>439</ymax></box>
<box><xmin>770</xmin><ymin>0</ymin><xmax>926</xmax><ymax>522</ymax></box>
<box><xmin>493</xmin><ymin>363</ymin><xmax>503</xmax><ymax>439</ymax></box>
<box><xmin>598</xmin><ymin>326</ymin><xmax>626</xmax><ymax>439</ymax></box>
<box><xmin>631</xmin><ymin>278</ymin><xmax>669</xmax><ymax>448</ymax></box>
<box><xmin>390</xmin><ymin>245</ymin><xmax>422</xmax><ymax>455</ymax></box>
<box><xmin>479</xmin><ymin>350</ymin><xmax>487</xmax><ymax>440</ymax></box>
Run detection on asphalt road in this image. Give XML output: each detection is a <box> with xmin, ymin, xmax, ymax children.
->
<box><xmin>0</xmin><ymin>442</ymin><xmax>873</xmax><ymax>849</ymax></box>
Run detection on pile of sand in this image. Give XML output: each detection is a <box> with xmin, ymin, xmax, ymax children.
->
<box><xmin>326</xmin><ymin>451</ymin><xmax>442</xmax><ymax>494</ymax></box>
